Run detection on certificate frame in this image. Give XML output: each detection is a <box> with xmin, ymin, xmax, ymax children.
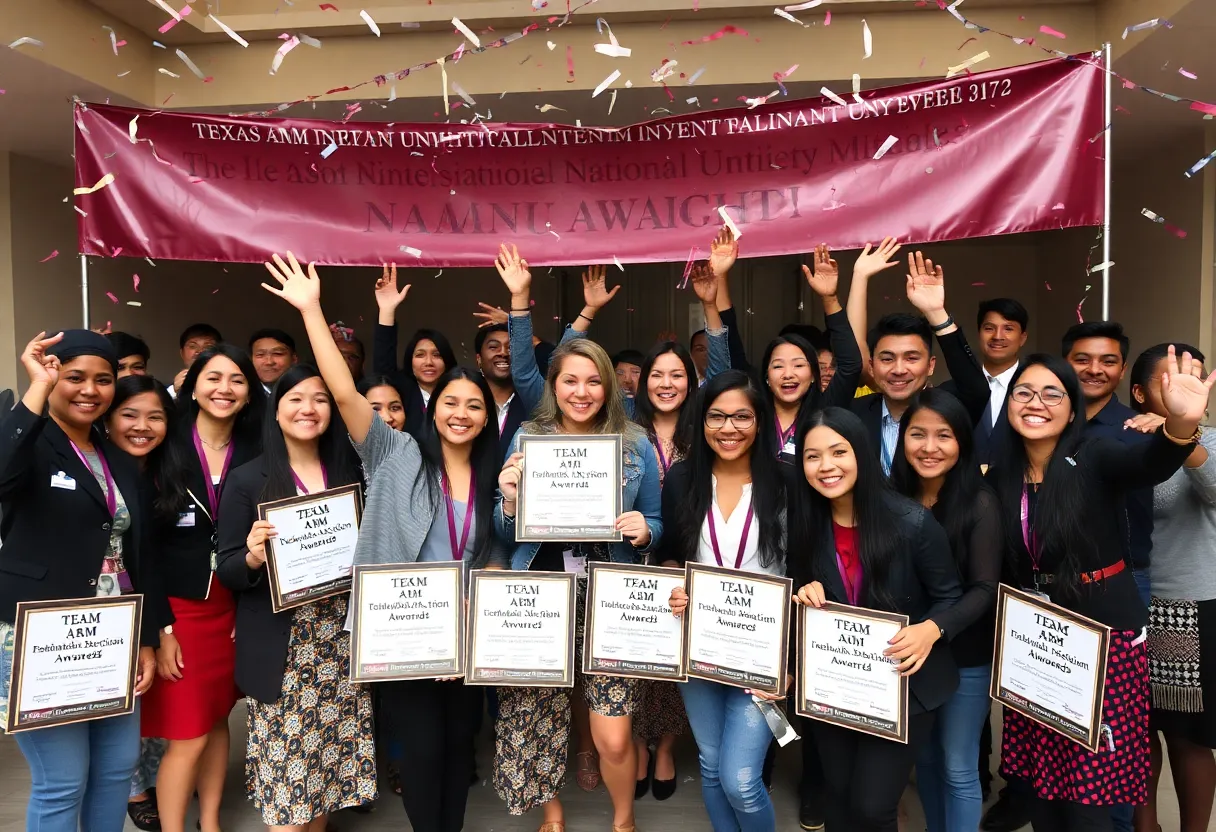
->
<box><xmin>259</xmin><ymin>483</ymin><xmax>363</xmax><ymax>613</ymax></box>
<box><xmin>991</xmin><ymin>583</ymin><xmax>1111</xmax><ymax>753</ymax></box>
<box><xmin>516</xmin><ymin>434</ymin><xmax>623</xmax><ymax>543</ymax></box>
<box><xmin>683</xmin><ymin>562</ymin><xmax>793</xmax><ymax>695</ymax></box>
<box><xmin>795</xmin><ymin>602</ymin><xmax>910</xmax><ymax>743</ymax></box>
<box><xmin>582</xmin><ymin>562</ymin><xmax>688</xmax><ymax>682</ymax></box>
<box><xmin>6</xmin><ymin>595</ymin><xmax>142</xmax><ymax>733</ymax></box>
<box><xmin>349</xmin><ymin>562</ymin><xmax>466</xmax><ymax>683</ymax></box>
<box><xmin>465</xmin><ymin>570</ymin><xmax>578</xmax><ymax>688</ymax></box>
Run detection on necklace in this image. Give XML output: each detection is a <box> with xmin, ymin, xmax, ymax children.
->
<box><xmin>200</xmin><ymin>437</ymin><xmax>231</xmax><ymax>451</ymax></box>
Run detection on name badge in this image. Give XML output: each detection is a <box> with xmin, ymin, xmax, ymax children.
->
<box><xmin>176</xmin><ymin>511</ymin><xmax>197</xmax><ymax>528</ymax></box>
<box><xmin>562</xmin><ymin>548</ymin><xmax>586</xmax><ymax>575</ymax></box>
<box><xmin>782</xmin><ymin>438</ymin><xmax>796</xmax><ymax>458</ymax></box>
<box><xmin>50</xmin><ymin>471</ymin><xmax>76</xmax><ymax>490</ymax></box>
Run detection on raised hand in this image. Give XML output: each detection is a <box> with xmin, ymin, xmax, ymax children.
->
<box><xmin>1160</xmin><ymin>345</ymin><xmax>1216</xmax><ymax>428</ymax></box>
<box><xmin>20</xmin><ymin>331</ymin><xmax>64</xmax><ymax>388</ymax></box>
<box><xmin>690</xmin><ymin>262</ymin><xmax>718</xmax><ymax>306</ymax></box>
<box><xmin>801</xmin><ymin>243</ymin><xmax>839</xmax><ymax>298</ymax></box>
<box><xmin>905</xmin><ymin>251</ymin><xmax>946</xmax><ymax>317</ymax></box>
<box><xmin>582</xmin><ymin>264</ymin><xmax>621</xmax><ymax>310</ymax></box>
<box><xmin>374</xmin><ymin>263</ymin><xmax>411</xmax><ymax>312</ymax></box>
<box><xmin>262</xmin><ymin>252</ymin><xmax>322</xmax><ymax>311</ymax></box>
<box><xmin>853</xmin><ymin>237</ymin><xmax>902</xmax><ymax>282</ymax></box>
<box><xmin>494</xmin><ymin>243</ymin><xmax>531</xmax><ymax>296</ymax></box>
<box><xmin>474</xmin><ymin>302</ymin><xmax>509</xmax><ymax>329</ymax></box>
<box><xmin>708</xmin><ymin>225</ymin><xmax>738</xmax><ymax>277</ymax></box>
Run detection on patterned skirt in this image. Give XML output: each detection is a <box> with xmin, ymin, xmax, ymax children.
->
<box><xmin>493</xmin><ymin>580</ymin><xmax>637</xmax><ymax>815</ymax></box>
<box><xmin>245</xmin><ymin>595</ymin><xmax>378</xmax><ymax>825</ymax></box>
<box><xmin>632</xmin><ymin>680</ymin><xmax>688</xmax><ymax>741</ymax></box>
<box><xmin>1000</xmin><ymin>629</ymin><xmax>1150</xmax><ymax>805</ymax></box>
<box><xmin>1149</xmin><ymin>597</ymin><xmax>1216</xmax><ymax>747</ymax></box>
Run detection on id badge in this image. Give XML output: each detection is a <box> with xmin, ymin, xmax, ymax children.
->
<box><xmin>562</xmin><ymin>548</ymin><xmax>587</xmax><ymax>576</ymax></box>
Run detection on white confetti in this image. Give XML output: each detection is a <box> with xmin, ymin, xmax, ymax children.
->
<box><xmin>862</xmin><ymin>19</ymin><xmax>872</xmax><ymax>58</ymax></box>
<box><xmin>175</xmin><ymin>48</ymin><xmax>207</xmax><ymax>80</ymax></box>
<box><xmin>452</xmin><ymin>17</ymin><xmax>481</xmax><ymax>48</ymax></box>
<box><xmin>126</xmin><ymin>301</ymin><xmax>143</xmax><ymax>307</ymax></box>
<box><xmin>820</xmin><ymin>86</ymin><xmax>848</xmax><ymax>107</ymax></box>
<box><xmin>946</xmin><ymin>50</ymin><xmax>989</xmax><ymax>78</ymax></box>
<box><xmin>399</xmin><ymin>246</ymin><xmax>423</xmax><ymax>257</ymax></box>
<box><xmin>1141</xmin><ymin>208</ymin><xmax>1164</xmax><ymax>223</ymax></box>
<box><xmin>320</xmin><ymin>141</ymin><xmax>338</xmax><ymax>159</ymax></box>
<box><xmin>388</xmin><ymin>84</ymin><xmax>397</xmax><ymax>102</ymax></box>
<box><xmin>1089</xmin><ymin>261</ymin><xmax>1114</xmax><ymax>273</ymax></box>
<box><xmin>718</xmin><ymin>206</ymin><xmax>743</xmax><ymax>240</ymax></box>
<box><xmin>687</xmin><ymin>67</ymin><xmax>706</xmax><ymax>85</ymax></box>
<box><xmin>451</xmin><ymin>81</ymin><xmax>476</xmax><ymax>106</ymax></box>
<box><xmin>8</xmin><ymin>37</ymin><xmax>45</xmax><ymax>49</ymax></box>
<box><xmin>208</xmin><ymin>14</ymin><xmax>248</xmax><ymax>47</ymax></box>
<box><xmin>593</xmin><ymin>69</ymin><xmax>621</xmax><ymax>98</ymax></box>
<box><xmin>360</xmin><ymin>10</ymin><xmax>381</xmax><ymax>36</ymax></box>
<box><xmin>774</xmin><ymin>9</ymin><xmax>805</xmax><ymax>25</ymax></box>
<box><xmin>652</xmin><ymin>60</ymin><xmax>679</xmax><ymax>83</ymax></box>
<box><xmin>547</xmin><ymin>41</ymin><xmax>556</xmax><ymax>50</ymax></box>
<box><xmin>158</xmin><ymin>67</ymin><xmax>181</xmax><ymax>78</ymax></box>
<box><xmin>687</xmin><ymin>96</ymin><xmax>700</xmax><ymax>105</ymax></box>
<box><xmin>594</xmin><ymin>20</ymin><xmax>632</xmax><ymax>57</ymax></box>
<box><xmin>608</xmin><ymin>89</ymin><xmax>618</xmax><ymax>114</ymax></box>
<box><xmin>270</xmin><ymin>36</ymin><xmax>300</xmax><ymax>75</ymax></box>
<box><xmin>613</xmin><ymin>256</ymin><xmax>625</xmax><ymax>272</ymax></box>
<box><xmin>298</xmin><ymin>33</ymin><xmax>322</xmax><ymax>48</ymax></box>
<box><xmin>1122</xmin><ymin>18</ymin><xmax>1167</xmax><ymax>39</ymax></box>
<box><xmin>74</xmin><ymin>206</ymin><xmax>88</xmax><ymax>217</ymax></box>
<box><xmin>783</xmin><ymin>0</ymin><xmax>822</xmax><ymax>9</ymax></box>
<box><xmin>852</xmin><ymin>73</ymin><xmax>863</xmax><ymax>104</ymax></box>
<box><xmin>873</xmin><ymin>135</ymin><xmax>899</xmax><ymax>159</ymax></box>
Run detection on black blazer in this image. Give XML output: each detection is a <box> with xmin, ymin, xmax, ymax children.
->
<box><xmin>499</xmin><ymin>394</ymin><xmax>528</xmax><ymax>461</ymax></box>
<box><xmin>804</xmin><ymin>493</ymin><xmax>965</xmax><ymax>713</ymax></box>
<box><xmin>0</xmin><ymin>403</ymin><xmax>164</xmax><ymax>647</ymax></box>
<box><xmin>154</xmin><ymin>434</ymin><xmax>261</xmax><ymax>601</ymax></box>
<box><xmin>940</xmin><ymin>377</ymin><xmax>1011</xmax><ymax>467</ymax></box>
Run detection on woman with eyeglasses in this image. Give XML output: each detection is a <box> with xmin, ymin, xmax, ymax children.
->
<box><xmin>662</xmin><ymin>371</ymin><xmax>789</xmax><ymax>831</ymax></box>
<box><xmin>987</xmin><ymin>352</ymin><xmax>1215</xmax><ymax>831</ymax></box>
<box><xmin>889</xmin><ymin>390</ymin><xmax>1003</xmax><ymax>832</ymax></box>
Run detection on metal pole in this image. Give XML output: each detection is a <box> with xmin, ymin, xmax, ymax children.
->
<box><xmin>80</xmin><ymin>255</ymin><xmax>90</xmax><ymax>329</ymax></box>
<box><xmin>1102</xmin><ymin>42</ymin><xmax>1112</xmax><ymax>320</ymax></box>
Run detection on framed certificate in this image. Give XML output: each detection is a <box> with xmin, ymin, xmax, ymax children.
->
<box><xmin>684</xmin><ymin>562</ymin><xmax>793</xmax><ymax>694</ymax></box>
<box><xmin>796</xmin><ymin>602</ymin><xmax>910</xmax><ymax>743</ymax></box>
<box><xmin>466</xmin><ymin>570</ymin><xmax>577</xmax><ymax>687</ymax></box>
<box><xmin>349</xmin><ymin>563</ymin><xmax>465</xmax><ymax>682</ymax></box>
<box><xmin>516</xmin><ymin>434</ymin><xmax>622</xmax><ymax>542</ymax></box>
<box><xmin>583</xmin><ymin>563</ymin><xmax>687</xmax><ymax>682</ymax></box>
<box><xmin>259</xmin><ymin>484</ymin><xmax>363</xmax><ymax>613</ymax></box>
<box><xmin>991</xmin><ymin>584</ymin><xmax>1111</xmax><ymax>752</ymax></box>
<box><xmin>6</xmin><ymin>595</ymin><xmax>142</xmax><ymax>733</ymax></box>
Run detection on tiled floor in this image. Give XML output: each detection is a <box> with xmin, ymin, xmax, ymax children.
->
<box><xmin>0</xmin><ymin>706</ymin><xmax>1201</xmax><ymax>831</ymax></box>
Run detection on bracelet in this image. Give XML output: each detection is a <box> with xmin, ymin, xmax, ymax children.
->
<box><xmin>578</xmin><ymin>313</ymin><xmax>593</xmax><ymax>322</ymax></box>
<box><xmin>930</xmin><ymin>316</ymin><xmax>955</xmax><ymax>333</ymax></box>
<box><xmin>1162</xmin><ymin>424</ymin><xmax>1203</xmax><ymax>445</ymax></box>
<box><xmin>510</xmin><ymin>307</ymin><xmax>531</xmax><ymax>312</ymax></box>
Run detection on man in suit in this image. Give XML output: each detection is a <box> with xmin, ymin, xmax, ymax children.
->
<box><xmin>475</xmin><ymin>323</ymin><xmax>528</xmax><ymax>460</ymax></box>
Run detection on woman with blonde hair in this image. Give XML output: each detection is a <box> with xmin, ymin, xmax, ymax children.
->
<box><xmin>494</xmin><ymin>244</ymin><xmax>663</xmax><ymax>832</ymax></box>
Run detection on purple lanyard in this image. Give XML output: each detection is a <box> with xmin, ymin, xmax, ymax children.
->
<box><xmin>70</xmin><ymin>440</ymin><xmax>116</xmax><ymax>516</ymax></box>
<box><xmin>775</xmin><ymin>414</ymin><xmax>795</xmax><ymax>453</ymax></box>
<box><xmin>291</xmin><ymin>465</ymin><xmax>329</xmax><ymax>495</ymax></box>
<box><xmin>442</xmin><ymin>471</ymin><xmax>476</xmax><ymax>561</ymax></box>
<box><xmin>653</xmin><ymin>439</ymin><xmax>671</xmax><ymax>475</ymax></box>
<box><xmin>1020</xmin><ymin>485</ymin><xmax>1040</xmax><ymax>571</ymax></box>
<box><xmin>707</xmin><ymin>503</ymin><xmax>755</xmax><ymax>569</ymax></box>
<box><xmin>192</xmin><ymin>426</ymin><xmax>234</xmax><ymax>522</ymax></box>
<box><xmin>836</xmin><ymin>551</ymin><xmax>862</xmax><ymax>606</ymax></box>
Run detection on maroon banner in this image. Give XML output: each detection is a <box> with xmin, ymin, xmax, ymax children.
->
<box><xmin>74</xmin><ymin>57</ymin><xmax>1103</xmax><ymax>268</ymax></box>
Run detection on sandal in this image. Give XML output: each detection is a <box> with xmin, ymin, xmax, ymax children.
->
<box><xmin>538</xmin><ymin>824</ymin><xmax>565</xmax><ymax>832</ymax></box>
<box><xmin>575</xmin><ymin>750</ymin><xmax>600</xmax><ymax>791</ymax></box>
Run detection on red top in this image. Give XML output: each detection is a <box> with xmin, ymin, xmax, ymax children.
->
<box><xmin>832</xmin><ymin>522</ymin><xmax>863</xmax><ymax>606</ymax></box>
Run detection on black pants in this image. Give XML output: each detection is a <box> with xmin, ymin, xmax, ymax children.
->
<box><xmin>814</xmin><ymin>711</ymin><xmax>935</xmax><ymax>832</ymax></box>
<box><xmin>1029</xmin><ymin>797</ymin><xmax>1112</xmax><ymax>832</ymax></box>
<box><xmin>381</xmin><ymin>679</ymin><xmax>480</xmax><ymax>832</ymax></box>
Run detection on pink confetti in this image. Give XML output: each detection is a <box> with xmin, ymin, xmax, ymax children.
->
<box><xmin>681</xmin><ymin>25</ymin><xmax>748</xmax><ymax>45</ymax></box>
<box><xmin>39</xmin><ymin>250</ymin><xmax>59</xmax><ymax>263</ymax></box>
<box><xmin>971</xmin><ymin>282</ymin><xmax>986</xmax><ymax>286</ymax></box>
<box><xmin>1189</xmin><ymin>101</ymin><xmax>1216</xmax><ymax>116</ymax></box>
<box><xmin>158</xmin><ymin>3</ymin><xmax>191</xmax><ymax>34</ymax></box>
<box><xmin>1044</xmin><ymin>282</ymin><xmax>1052</xmax><ymax>291</ymax></box>
<box><xmin>319</xmin><ymin>2</ymin><xmax>338</xmax><ymax>8</ymax></box>
<box><xmin>824</xmin><ymin>10</ymin><xmax>831</xmax><ymax>25</ymax></box>
<box><xmin>1038</xmin><ymin>25</ymin><xmax>1066</xmax><ymax>39</ymax></box>
<box><xmin>133</xmin><ymin>274</ymin><xmax>141</xmax><ymax>292</ymax></box>
<box><xmin>1179</xmin><ymin>68</ymin><xmax>1198</xmax><ymax>80</ymax></box>
<box><xmin>212</xmin><ymin>289</ymin><xmax>220</xmax><ymax>294</ymax></box>
<box><xmin>106</xmin><ymin>292</ymin><xmax>119</xmax><ymax>304</ymax></box>
<box><xmin>566</xmin><ymin>45</ymin><xmax>574</xmax><ymax>83</ymax></box>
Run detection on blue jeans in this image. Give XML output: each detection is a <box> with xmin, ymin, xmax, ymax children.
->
<box><xmin>680</xmin><ymin>678</ymin><xmax>776</xmax><ymax>832</ymax></box>
<box><xmin>916</xmin><ymin>665</ymin><xmax>991</xmax><ymax>832</ymax></box>
<box><xmin>14</xmin><ymin>705</ymin><xmax>142</xmax><ymax>832</ymax></box>
<box><xmin>1132</xmin><ymin>568</ymin><xmax>1151</xmax><ymax>607</ymax></box>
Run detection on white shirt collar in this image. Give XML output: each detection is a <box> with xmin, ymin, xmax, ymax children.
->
<box><xmin>986</xmin><ymin>362</ymin><xmax>1019</xmax><ymax>387</ymax></box>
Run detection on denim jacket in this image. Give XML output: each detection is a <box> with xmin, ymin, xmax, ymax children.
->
<box><xmin>494</xmin><ymin>427</ymin><xmax>664</xmax><ymax>571</ymax></box>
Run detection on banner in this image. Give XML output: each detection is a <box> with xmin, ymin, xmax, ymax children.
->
<box><xmin>74</xmin><ymin>56</ymin><xmax>1103</xmax><ymax>268</ymax></box>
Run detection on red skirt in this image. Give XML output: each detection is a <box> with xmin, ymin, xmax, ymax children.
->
<box><xmin>141</xmin><ymin>576</ymin><xmax>240</xmax><ymax>740</ymax></box>
<box><xmin>1000</xmin><ymin>628</ymin><xmax>1150</xmax><ymax>805</ymax></box>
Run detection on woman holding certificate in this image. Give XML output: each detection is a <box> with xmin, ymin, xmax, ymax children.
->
<box><xmin>986</xmin><ymin>352</ymin><xmax>1214</xmax><ymax>832</ymax></box>
<box><xmin>140</xmin><ymin>345</ymin><xmax>264</xmax><ymax>832</ymax></box>
<box><xmin>214</xmin><ymin>314</ymin><xmax>375</xmax><ymax>828</ymax></box>
<box><xmin>661</xmin><ymin>370</ymin><xmax>791</xmax><ymax>832</ymax></box>
<box><xmin>0</xmin><ymin>330</ymin><xmax>162</xmax><ymax>832</ymax></box>
<box><xmin>889</xmin><ymin>390</ymin><xmax>1003</xmax><ymax>832</ymax></box>
<box><xmin>494</xmin><ymin>244</ymin><xmax>663</xmax><ymax>832</ymax></box>
<box><xmin>263</xmin><ymin>252</ymin><xmax>509</xmax><ymax>832</ymax></box>
<box><xmin>788</xmin><ymin>407</ymin><xmax>966</xmax><ymax>832</ymax></box>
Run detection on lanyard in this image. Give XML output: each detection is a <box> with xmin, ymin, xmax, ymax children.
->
<box><xmin>70</xmin><ymin>440</ymin><xmax>116</xmax><ymax>516</ymax></box>
<box><xmin>707</xmin><ymin>503</ymin><xmax>755</xmax><ymax>569</ymax></box>
<box><xmin>775</xmin><ymin>413</ymin><xmax>796</xmax><ymax>455</ymax></box>
<box><xmin>653</xmin><ymin>438</ymin><xmax>671</xmax><ymax>475</ymax></box>
<box><xmin>442</xmin><ymin>471</ymin><xmax>476</xmax><ymax>561</ymax></box>
<box><xmin>836</xmin><ymin>551</ymin><xmax>862</xmax><ymax>605</ymax></box>
<box><xmin>291</xmin><ymin>464</ymin><xmax>329</xmax><ymax>495</ymax></box>
<box><xmin>1020</xmin><ymin>485</ymin><xmax>1040</xmax><ymax>571</ymax></box>
<box><xmin>192</xmin><ymin>426</ymin><xmax>234</xmax><ymax>523</ymax></box>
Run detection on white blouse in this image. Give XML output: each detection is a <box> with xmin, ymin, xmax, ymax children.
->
<box><xmin>697</xmin><ymin>478</ymin><xmax>777</xmax><ymax>576</ymax></box>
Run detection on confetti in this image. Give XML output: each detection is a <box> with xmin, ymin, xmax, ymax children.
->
<box><xmin>686</xmin><ymin>96</ymin><xmax>699</xmax><ymax>105</ymax></box>
<box><xmin>106</xmin><ymin>292</ymin><xmax>119</xmax><ymax>304</ymax></box>
<box><xmin>452</xmin><ymin>17</ymin><xmax>481</xmax><ymax>48</ymax></box>
<box><xmin>74</xmin><ymin>206</ymin><xmax>88</xmax><ymax>217</ymax></box>
<box><xmin>537</xmin><ymin>104</ymin><xmax>566</xmax><ymax>113</ymax></box>
<box><xmin>158</xmin><ymin>4</ymin><xmax>191</xmax><ymax>34</ymax></box>
<box><xmin>360</xmin><ymin>10</ymin><xmax>381</xmax><ymax>36</ymax></box>
<box><xmin>270</xmin><ymin>36</ymin><xmax>300</xmax><ymax>75</ymax></box>
<box><xmin>820</xmin><ymin>86</ymin><xmax>848</xmax><ymax>107</ymax></box>
<box><xmin>783</xmin><ymin>0</ymin><xmax>822</xmax><ymax>9</ymax></box>
<box><xmin>102</xmin><ymin>26</ymin><xmax>119</xmax><ymax>56</ymax></box>
<box><xmin>1089</xmin><ymin>261</ymin><xmax>1114</xmax><ymax>273</ymax></box>
<box><xmin>320</xmin><ymin>3</ymin><xmax>338</xmax><ymax>9</ymax></box>
<box><xmin>145</xmin><ymin>258</ymin><xmax>156</xmax><ymax>267</ymax></box>
<box><xmin>133</xmin><ymin>274</ymin><xmax>141</xmax><ymax>292</ymax></box>
<box><xmin>852</xmin><ymin>73</ymin><xmax>862</xmax><ymax>104</ymax></box>
<box><xmin>862</xmin><ymin>19</ymin><xmax>873</xmax><ymax>58</ymax></box>
<box><xmin>652</xmin><ymin>60</ymin><xmax>679</xmax><ymax>83</ymax></box>
<box><xmin>717</xmin><ymin>205</ymin><xmax>743</xmax><ymax>240</ymax></box>
<box><xmin>566</xmin><ymin>45</ymin><xmax>575</xmax><ymax>83</ymax></box>
<box><xmin>1191</xmin><ymin>102</ymin><xmax>1216</xmax><ymax>117</ymax></box>
<box><xmin>152</xmin><ymin>0</ymin><xmax>180</xmax><ymax>21</ymax></box>
<box><xmin>594</xmin><ymin>19</ymin><xmax>632</xmax><ymax>57</ymax></box>
<box><xmin>1184</xmin><ymin>148</ymin><xmax>1216</xmax><ymax>178</ymax></box>
<box><xmin>873</xmin><ymin>135</ymin><xmax>899</xmax><ymax>159</ymax></box>
<box><xmin>1141</xmin><ymin>208</ymin><xmax>1188</xmax><ymax>237</ymax></box>
<box><xmin>613</xmin><ymin>256</ymin><xmax>625</xmax><ymax>272</ymax></box>
<box><xmin>971</xmin><ymin>282</ymin><xmax>986</xmax><ymax>287</ymax></box>
<box><xmin>127</xmin><ymin>301</ymin><xmax>142</xmax><ymax>307</ymax></box>
<box><xmin>298</xmin><ymin>34</ymin><xmax>322</xmax><ymax>48</ymax></box>
<box><xmin>450</xmin><ymin>81</ymin><xmax>476</xmax><ymax>106</ymax></box>
<box><xmin>158</xmin><ymin>68</ymin><xmax>181</xmax><ymax>78</ymax></box>
<box><xmin>773</xmin><ymin>9</ymin><xmax>806</xmax><ymax>26</ymax></box>
<box><xmin>39</xmin><ymin>250</ymin><xmax>59</xmax><ymax>263</ymax></box>
<box><xmin>1179</xmin><ymin>68</ymin><xmax>1198</xmax><ymax>80</ymax></box>
<box><xmin>688</xmin><ymin>67</ymin><xmax>706</xmax><ymax>85</ymax></box>
<box><xmin>320</xmin><ymin>141</ymin><xmax>338</xmax><ymax>158</ymax></box>
<box><xmin>399</xmin><ymin>246</ymin><xmax>423</xmax><ymax>257</ymax></box>
<box><xmin>547</xmin><ymin>41</ymin><xmax>556</xmax><ymax>50</ymax></box>
<box><xmin>8</xmin><ymin>37</ymin><xmax>44</xmax><ymax>49</ymax></box>
<box><xmin>593</xmin><ymin>69</ymin><xmax>621</xmax><ymax>98</ymax></box>
<box><xmin>946</xmin><ymin>50</ymin><xmax>989</xmax><ymax>78</ymax></box>
<box><xmin>74</xmin><ymin>173</ymin><xmax>116</xmax><ymax>195</ymax></box>
<box><xmin>1122</xmin><ymin>18</ymin><xmax>1170</xmax><ymax>39</ymax></box>
<box><xmin>682</xmin><ymin>25</ymin><xmax>747</xmax><ymax>46</ymax></box>
<box><xmin>1038</xmin><ymin>25</ymin><xmax>1066</xmax><ymax>39</ymax></box>
<box><xmin>533</xmin><ymin>0</ymin><xmax>548</xmax><ymax>8</ymax></box>
<box><xmin>824</xmin><ymin>10</ymin><xmax>831</xmax><ymax>25</ymax></box>
<box><xmin>176</xmin><ymin>49</ymin><xmax>210</xmax><ymax>81</ymax></box>
<box><xmin>209</xmin><ymin>15</ymin><xmax>248</xmax><ymax>47</ymax></box>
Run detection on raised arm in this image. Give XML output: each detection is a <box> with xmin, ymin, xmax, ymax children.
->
<box><xmin>846</xmin><ymin>238</ymin><xmax>902</xmax><ymax>390</ymax></box>
<box><xmin>708</xmin><ymin>226</ymin><xmax>750</xmax><ymax>373</ymax></box>
<box><xmin>804</xmin><ymin>245</ymin><xmax>863</xmax><ymax>406</ymax></box>
<box><xmin>372</xmin><ymin>264</ymin><xmax>411</xmax><ymax>379</ymax></box>
<box><xmin>0</xmin><ymin>332</ymin><xmax>63</xmax><ymax>499</ymax></box>
<box><xmin>262</xmin><ymin>252</ymin><xmax>380</xmax><ymax>443</ymax></box>
<box><xmin>569</xmin><ymin>264</ymin><xmax>621</xmax><ymax>334</ymax></box>
<box><xmin>689</xmin><ymin>263</ymin><xmax>730</xmax><ymax>381</ymax></box>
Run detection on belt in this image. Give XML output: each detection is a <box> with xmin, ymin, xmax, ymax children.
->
<box><xmin>1036</xmin><ymin>560</ymin><xmax>1127</xmax><ymax>585</ymax></box>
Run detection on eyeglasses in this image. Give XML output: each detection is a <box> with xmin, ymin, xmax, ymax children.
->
<box><xmin>1009</xmin><ymin>385</ymin><xmax>1067</xmax><ymax>406</ymax></box>
<box><xmin>705</xmin><ymin>411</ymin><xmax>756</xmax><ymax>430</ymax></box>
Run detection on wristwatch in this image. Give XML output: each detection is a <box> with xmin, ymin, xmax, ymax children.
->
<box><xmin>162</xmin><ymin>625</ymin><xmax>174</xmax><ymax>636</ymax></box>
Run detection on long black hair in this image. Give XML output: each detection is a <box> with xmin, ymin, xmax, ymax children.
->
<box><xmin>633</xmin><ymin>340</ymin><xmax>698</xmax><ymax>462</ymax></box>
<box><xmin>403</xmin><ymin>328</ymin><xmax>458</xmax><ymax>384</ymax></box>
<box><xmin>986</xmin><ymin>353</ymin><xmax>1092</xmax><ymax>597</ymax></box>
<box><xmin>106</xmin><ymin>374</ymin><xmax>188</xmax><ymax>523</ymax></box>
<box><xmin>670</xmin><ymin>371</ymin><xmax>786</xmax><ymax>568</ymax></box>
<box><xmin>760</xmin><ymin>333</ymin><xmax>822</xmax><ymax>421</ymax></box>
<box><xmin>356</xmin><ymin>374</ymin><xmax>407</xmax><ymax>402</ymax></box>
<box><xmin>414</xmin><ymin>367</ymin><xmax>502</xmax><ymax>566</ymax></box>
<box><xmin>260</xmin><ymin>364</ymin><xmax>361</xmax><ymax>503</ymax></box>
<box><xmin>1130</xmin><ymin>343</ymin><xmax>1205</xmax><ymax>415</ymax></box>
<box><xmin>890</xmin><ymin>389</ymin><xmax>997</xmax><ymax>573</ymax></box>
<box><xmin>787</xmin><ymin>407</ymin><xmax>906</xmax><ymax>610</ymax></box>
<box><xmin>177</xmin><ymin>343</ymin><xmax>266</xmax><ymax>453</ymax></box>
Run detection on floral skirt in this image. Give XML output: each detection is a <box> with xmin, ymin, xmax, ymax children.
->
<box><xmin>245</xmin><ymin>596</ymin><xmax>378</xmax><ymax>825</ymax></box>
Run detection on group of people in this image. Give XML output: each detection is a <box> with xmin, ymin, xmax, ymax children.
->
<box><xmin>0</xmin><ymin>224</ymin><xmax>1213</xmax><ymax>832</ymax></box>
